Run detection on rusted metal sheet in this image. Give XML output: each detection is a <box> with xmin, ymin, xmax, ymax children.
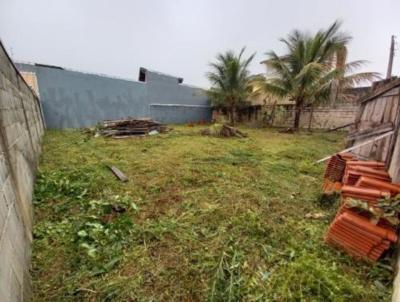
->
<box><xmin>20</xmin><ymin>71</ymin><xmax>40</xmax><ymax>97</ymax></box>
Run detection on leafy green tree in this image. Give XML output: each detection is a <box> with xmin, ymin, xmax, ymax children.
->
<box><xmin>207</xmin><ymin>48</ymin><xmax>255</xmax><ymax>125</ymax></box>
<box><xmin>258</xmin><ymin>21</ymin><xmax>378</xmax><ymax>130</ymax></box>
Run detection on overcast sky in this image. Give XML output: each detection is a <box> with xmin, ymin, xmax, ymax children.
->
<box><xmin>1</xmin><ymin>0</ymin><xmax>399</xmax><ymax>88</ymax></box>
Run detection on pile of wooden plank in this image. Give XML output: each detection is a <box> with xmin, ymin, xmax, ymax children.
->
<box><xmin>99</xmin><ymin>118</ymin><xmax>166</xmax><ymax>138</ymax></box>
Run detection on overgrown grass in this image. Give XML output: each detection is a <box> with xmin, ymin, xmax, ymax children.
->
<box><xmin>32</xmin><ymin>126</ymin><xmax>393</xmax><ymax>301</ymax></box>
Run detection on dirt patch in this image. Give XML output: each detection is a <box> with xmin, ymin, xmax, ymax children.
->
<box><xmin>140</xmin><ymin>189</ymin><xmax>184</xmax><ymax>220</ymax></box>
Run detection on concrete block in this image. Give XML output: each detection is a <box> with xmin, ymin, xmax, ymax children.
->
<box><xmin>0</xmin><ymin>190</ymin><xmax>9</xmax><ymax>223</ymax></box>
<box><xmin>8</xmin><ymin>206</ymin><xmax>25</xmax><ymax>257</ymax></box>
<box><xmin>0</xmin><ymin>75</ymin><xmax>5</xmax><ymax>91</ymax></box>
<box><xmin>2</xmin><ymin>177</ymin><xmax>16</xmax><ymax>208</ymax></box>
<box><xmin>0</xmin><ymin>49</ymin><xmax>12</xmax><ymax>81</ymax></box>
<box><xmin>0</xmin><ymin>237</ymin><xmax>12</xmax><ymax>301</ymax></box>
<box><xmin>0</xmin><ymin>89</ymin><xmax>12</xmax><ymax>110</ymax></box>
<box><xmin>22</xmin><ymin>270</ymin><xmax>32</xmax><ymax>302</ymax></box>
<box><xmin>10</xmin><ymin>268</ymin><xmax>22</xmax><ymax>302</ymax></box>
<box><xmin>0</xmin><ymin>155</ymin><xmax>9</xmax><ymax>184</ymax></box>
<box><xmin>0</xmin><ymin>191</ymin><xmax>8</xmax><ymax>240</ymax></box>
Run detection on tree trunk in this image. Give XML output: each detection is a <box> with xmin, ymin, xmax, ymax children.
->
<box><xmin>329</xmin><ymin>80</ymin><xmax>339</xmax><ymax>106</ymax></box>
<box><xmin>230</xmin><ymin>105</ymin><xmax>235</xmax><ymax>126</ymax></box>
<box><xmin>269</xmin><ymin>101</ymin><xmax>277</xmax><ymax>126</ymax></box>
<box><xmin>293</xmin><ymin>99</ymin><xmax>304</xmax><ymax>131</ymax></box>
<box><xmin>308</xmin><ymin>106</ymin><xmax>314</xmax><ymax>131</ymax></box>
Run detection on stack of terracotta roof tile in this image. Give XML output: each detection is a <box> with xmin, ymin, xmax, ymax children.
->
<box><xmin>341</xmin><ymin>185</ymin><xmax>390</xmax><ymax>205</ymax></box>
<box><xmin>322</xmin><ymin>153</ymin><xmax>356</xmax><ymax>194</ymax></box>
<box><xmin>323</xmin><ymin>155</ymin><xmax>399</xmax><ymax>261</ymax></box>
<box><xmin>356</xmin><ymin>176</ymin><xmax>400</xmax><ymax>196</ymax></box>
<box><xmin>324</xmin><ymin>153</ymin><xmax>356</xmax><ymax>182</ymax></box>
<box><xmin>322</xmin><ymin>179</ymin><xmax>342</xmax><ymax>194</ymax></box>
<box><xmin>326</xmin><ymin>208</ymin><xmax>397</xmax><ymax>260</ymax></box>
<box><xmin>343</xmin><ymin>162</ymin><xmax>390</xmax><ymax>185</ymax></box>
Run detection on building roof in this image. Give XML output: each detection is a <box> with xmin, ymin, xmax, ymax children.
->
<box><xmin>360</xmin><ymin>78</ymin><xmax>400</xmax><ymax>104</ymax></box>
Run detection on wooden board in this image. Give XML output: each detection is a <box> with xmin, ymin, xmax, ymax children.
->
<box><xmin>390</xmin><ymin>97</ymin><xmax>399</xmax><ymax>122</ymax></box>
<box><xmin>370</xmin><ymin>98</ymin><xmax>385</xmax><ymax>123</ymax></box>
<box><xmin>347</xmin><ymin>122</ymin><xmax>393</xmax><ymax>141</ymax></box>
<box><xmin>383</xmin><ymin>96</ymin><xmax>394</xmax><ymax>122</ymax></box>
<box><xmin>389</xmin><ymin>131</ymin><xmax>400</xmax><ymax>182</ymax></box>
<box><xmin>107</xmin><ymin>165</ymin><xmax>128</xmax><ymax>182</ymax></box>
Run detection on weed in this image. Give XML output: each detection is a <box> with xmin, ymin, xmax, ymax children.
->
<box><xmin>209</xmin><ymin>246</ymin><xmax>244</xmax><ymax>302</ymax></box>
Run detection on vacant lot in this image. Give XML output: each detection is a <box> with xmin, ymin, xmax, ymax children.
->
<box><xmin>32</xmin><ymin>126</ymin><xmax>392</xmax><ymax>301</ymax></box>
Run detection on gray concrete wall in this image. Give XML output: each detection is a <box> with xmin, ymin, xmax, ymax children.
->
<box><xmin>17</xmin><ymin>64</ymin><xmax>211</xmax><ymax>128</ymax></box>
<box><xmin>0</xmin><ymin>41</ymin><xmax>44</xmax><ymax>301</ymax></box>
<box><xmin>150</xmin><ymin>104</ymin><xmax>211</xmax><ymax>124</ymax></box>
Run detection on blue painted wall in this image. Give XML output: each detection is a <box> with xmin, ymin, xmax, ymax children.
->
<box><xmin>16</xmin><ymin>63</ymin><xmax>211</xmax><ymax>128</ymax></box>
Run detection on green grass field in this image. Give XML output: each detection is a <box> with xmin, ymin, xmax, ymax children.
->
<box><xmin>32</xmin><ymin>126</ymin><xmax>393</xmax><ymax>301</ymax></box>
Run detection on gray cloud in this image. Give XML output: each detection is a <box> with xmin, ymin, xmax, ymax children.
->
<box><xmin>1</xmin><ymin>0</ymin><xmax>399</xmax><ymax>88</ymax></box>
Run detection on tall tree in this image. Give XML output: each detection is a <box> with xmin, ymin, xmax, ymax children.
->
<box><xmin>207</xmin><ymin>48</ymin><xmax>255</xmax><ymax>125</ymax></box>
<box><xmin>258</xmin><ymin>21</ymin><xmax>377</xmax><ymax>130</ymax></box>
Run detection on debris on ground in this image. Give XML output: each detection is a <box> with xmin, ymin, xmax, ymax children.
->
<box><xmin>107</xmin><ymin>165</ymin><xmax>128</xmax><ymax>182</ymax></box>
<box><xmin>98</xmin><ymin>118</ymin><xmax>167</xmax><ymax>137</ymax></box>
<box><xmin>200</xmin><ymin>123</ymin><xmax>247</xmax><ymax>138</ymax></box>
<box><xmin>327</xmin><ymin>122</ymin><xmax>355</xmax><ymax>132</ymax></box>
<box><xmin>111</xmin><ymin>203</ymin><xmax>127</xmax><ymax>213</ymax></box>
<box><xmin>321</xmin><ymin>153</ymin><xmax>400</xmax><ymax>261</ymax></box>
<box><xmin>305</xmin><ymin>212</ymin><xmax>326</xmax><ymax>219</ymax></box>
<box><xmin>278</xmin><ymin>127</ymin><xmax>295</xmax><ymax>134</ymax></box>
<box><xmin>101</xmin><ymin>204</ymin><xmax>127</xmax><ymax>223</ymax></box>
<box><xmin>346</xmin><ymin>197</ymin><xmax>400</xmax><ymax>226</ymax></box>
<box><xmin>148</xmin><ymin>130</ymin><xmax>159</xmax><ymax>136</ymax></box>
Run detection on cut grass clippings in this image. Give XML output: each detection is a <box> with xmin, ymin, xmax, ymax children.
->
<box><xmin>32</xmin><ymin>126</ymin><xmax>393</xmax><ymax>301</ymax></box>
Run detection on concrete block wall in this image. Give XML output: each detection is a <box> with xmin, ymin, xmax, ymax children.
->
<box><xmin>0</xmin><ymin>41</ymin><xmax>44</xmax><ymax>302</ymax></box>
<box><xmin>214</xmin><ymin>104</ymin><xmax>358</xmax><ymax>130</ymax></box>
<box><xmin>271</xmin><ymin>106</ymin><xmax>358</xmax><ymax>129</ymax></box>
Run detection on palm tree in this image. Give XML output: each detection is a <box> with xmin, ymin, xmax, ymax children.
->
<box><xmin>258</xmin><ymin>21</ymin><xmax>377</xmax><ymax>130</ymax></box>
<box><xmin>329</xmin><ymin>46</ymin><xmax>379</xmax><ymax>105</ymax></box>
<box><xmin>207</xmin><ymin>48</ymin><xmax>255</xmax><ymax>125</ymax></box>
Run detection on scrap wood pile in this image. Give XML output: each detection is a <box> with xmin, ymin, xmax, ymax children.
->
<box><xmin>99</xmin><ymin>118</ymin><xmax>167</xmax><ymax>138</ymax></box>
<box><xmin>200</xmin><ymin>123</ymin><xmax>247</xmax><ymax>138</ymax></box>
<box><xmin>322</xmin><ymin>153</ymin><xmax>400</xmax><ymax>261</ymax></box>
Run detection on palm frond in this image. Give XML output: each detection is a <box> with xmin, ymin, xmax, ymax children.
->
<box><xmin>207</xmin><ymin>48</ymin><xmax>256</xmax><ymax>110</ymax></box>
<box><xmin>341</xmin><ymin>72</ymin><xmax>381</xmax><ymax>87</ymax></box>
<box><xmin>343</xmin><ymin>60</ymin><xmax>369</xmax><ymax>74</ymax></box>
